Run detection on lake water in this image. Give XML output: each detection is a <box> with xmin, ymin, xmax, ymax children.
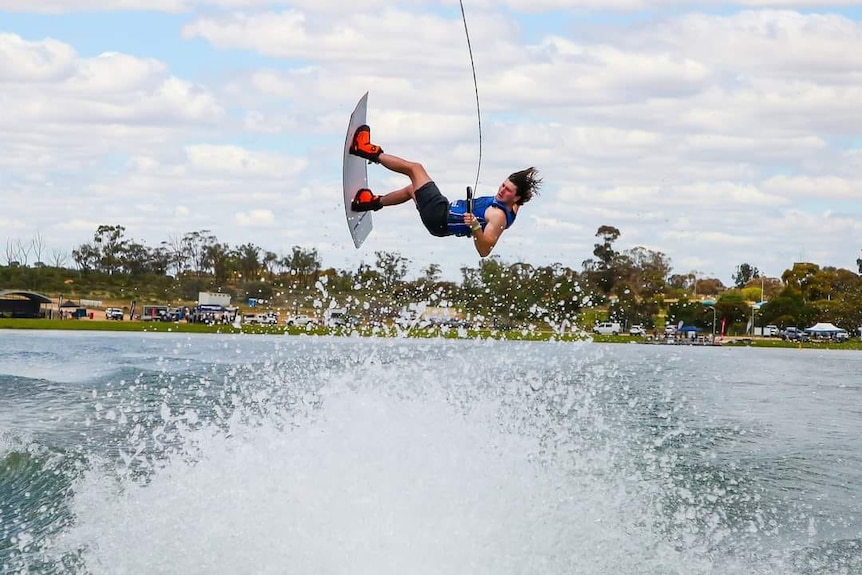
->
<box><xmin>1</xmin><ymin>330</ymin><xmax>861</xmax><ymax>574</ymax></box>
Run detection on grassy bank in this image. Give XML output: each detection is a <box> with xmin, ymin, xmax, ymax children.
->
<box><xmin>589</xmin><ymin>333</ymin><xmax>862</xmax><ymax>350</ymax></box>
<box><xmin>2</xmin><ymin>319</ymin><xmax>859</xmax><ymax>349</ymax></box>
<box><xmin>719</xmin><ymin>336</ymin><xmax>862</xmax><ymax>351</ymax></box>
<box><xmin>0</xmin><ymin>318</ymin><xmax>582</xmax><ymax>342</ymax></box>
<box><xmin>0</xmin><ymin>318</ymin><xmax>241</xmax><ymax>334</ymax></box>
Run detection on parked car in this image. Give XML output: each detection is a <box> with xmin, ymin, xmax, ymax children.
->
<box><xmin>781</xmin><ymin>327</ymin><xmax>809</xmax><ymax>341</ymax></box>
<box><xmin>323</xmin><ymin>308</ymin><xmax>359</xmax><ymax>327</ymax></box>
<box><xmin>259</xmin><ymin>313</ymin><xmax>279</xmax><ymax>325</ymax></box>
<box><xmin>629</xmin><ymin>324</ymin><xmax>646</xmax><ymax>336</ymax></box>
<box><xmin>765</xmin><ymin>324</ymin><xmax>779</xmax><ymax>337</ymax></box>
<box><xmin>324</xmin><ymin>308</ymin><xmax>360</xmax><ymax>328</ymax></box>
<box><xmin>105</xmin><ymin>307</ymin><xmax>124</xmax><ymax>320</ymax></box>
<box><xmin>285</xmin><ymin>315</ymin><xmax>317</xmax><ymax>327</ymax></box>
<box><xmin>140</xmin><ymin>305</ymin><xmax>169</xmax><ymax>321</ymax></box>
<box><xmin>593</xmin><ymin>322</ymin><xmax>622</xmax><ymax>336</ymax></box>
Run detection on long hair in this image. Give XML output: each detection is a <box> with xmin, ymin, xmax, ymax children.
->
<box><xmin>508</xmin><ymin>167</ymin><xmax>542</xmax><ymax>205</ymax></box>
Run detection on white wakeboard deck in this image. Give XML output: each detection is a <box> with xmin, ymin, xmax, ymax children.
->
<box><xmin>343</xmin><ymin>92</ymin><xmax>373</xmax><ymax>248</ymax></box>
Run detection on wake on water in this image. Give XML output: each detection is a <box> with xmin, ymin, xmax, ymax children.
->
<box><xmin>1</xmin><ymin>335</ymin><xmax>860</xmax><ymax>574</ymax></box>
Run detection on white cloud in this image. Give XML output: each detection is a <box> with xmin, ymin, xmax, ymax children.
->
<box><xmin>235</xmin><ymin>208</ymin><xmax>276</xmax><ymax>227</ymax></box>
<box><xmin>184</xmin><ymin>145</ymin><xmax>307</xmax><ymax>178</ymax></box>
<box><xmin>0</xmin><ymin>0</ymin><xmax>403</xmax><ymax>14</ymax></box>
<box><xmin>0</xmin><ymin>35</ymin><xmax>222</xmax><ymax>133</ymax></box>
<box><xmin>761</xmin><ymin>175</ymin><xmax>861</xmax><ymax>200</ymax></box>
<box><xmin>0</xmin><ymin>33</ymin><xmax>76</xmax><ymax>81</ymax></box>
<box><xmin>2</xmin><ymin>7</ymin><xmax>862</xmax><ymax>282</ymax></box>
<box><xmin>503</xmin><ymin>0</ymin><xmax>862</xmax><ymax>11</ymax></box>
<box><xmin>640</xmin><ymin>11</ymin><xmax>862</xmax><ymax>77</ymax></box>
<box><xmin>2</xmin><ymin>0</ymin><xmax>859</xmax><ymax>14</ymax></box>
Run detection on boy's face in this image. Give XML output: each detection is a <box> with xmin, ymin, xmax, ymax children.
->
<box><xmin>496</xmin><ymin>179</ymin><xmax>520</xmax><ymax>204</ymax></box>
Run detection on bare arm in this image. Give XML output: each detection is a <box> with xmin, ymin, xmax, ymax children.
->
<box><xmin>464</xmin><ymin>209</ymin><xmax>506</xmax><ymax>257</ymax></box>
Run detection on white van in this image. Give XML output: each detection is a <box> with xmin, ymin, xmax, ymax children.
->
<box><xmin>593</xmin><ymin>322</ymin><xmax>622</xmax><ymax>335</ymax></box>
<box><xmin>324</xmin><ymin>308</ymin><xmax>349</xmax><ymax>327</ymax></box>
<box><xmin>243</xmin><ymin>312</ymin><xmax>278</xmax><ymax>325</ymax></box>
<box><xmin>285</xmin><ymin>314</ymin><xmax>316</xmax><ymax>327</ymax></box>
<box><xmin>105</xmin><ymin>307</ymin><xmax>124</xmax><ymax>320</ymax></box>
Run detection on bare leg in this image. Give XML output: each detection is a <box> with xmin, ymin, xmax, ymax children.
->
<box><xmin>379</xmin><ymin>184</ymin><xmax>414</xmax><ymax>207</ymax></box>
<box><xmin>351</xmin><ymin>130</ymin><xmax>434</xmax><ymax>211</ymax></box>
<box><xmin>378</xmin><ymin>152</ymin><xmax>432</xmax><ymax>191</ymax></box>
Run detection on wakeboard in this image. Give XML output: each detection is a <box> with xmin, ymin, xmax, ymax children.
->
<box><xmin>343</xmin><ymin>92</ymin><xmax>373</xmax><ymax>248</ymax></box>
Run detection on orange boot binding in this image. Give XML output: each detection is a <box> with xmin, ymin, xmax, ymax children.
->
<box><xmin>351</xmin><ymin>188</ymin><xmax>382</xmax><ymax>212</ymax></box>
<box><xmin>349</xmin><ymin>125</ymin><xmax>383</xmax><ymax>163</ymax></box>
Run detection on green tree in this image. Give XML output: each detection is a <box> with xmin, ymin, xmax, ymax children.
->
<box><xmin>92</xmin><ymin>224</ymin><xmax>128</xmax><ymax>275</ymax></box>
<box><xmin>548</xmin><ymin>266</ymin><xmax>584</xmax><ymax>321</ymax></box>
<box><xmin>355</xmin><ymin>262</ymin><xmax>379</xmax><ymax>289</ymax></box>
<box><xmin>502</xmin><ymin>261</ymin><xmax>540</xmax><ymax>323</ymax></box>
<box><xmin>318</xmin><ymin>267</ymin><xmax>355</xmax><ymax>294</ymax></box>
<box><xmin>732</xmin><ymin>263</ymin><xmax>760</xmax><ymax>289</ymax></box>
<box><xmin>203</xmin><ymin>242</ymin><xmax>234</xmax><ymax>285</ymax></box>
<box><xmin>71</xmin><ymin>242</ymin><xmax>100</xmax><ymax>272</ymax></box>
<box><xmin>282</xmin><ymin>246</ymin><xmax>321</xmax><ymax>290</ymax></box>
<box><xmin>408</xmin><ymin>263</ymin><xmax>444</xmax><ymax>303</ymax></box>
<box><xmin>609</xmin><ymin>282</ymin><xmax>658</xmax><ymax>328</ymax></box>
<box><xmin>422</xmin><ymin>263</ymin><xmax>442</xmax><ymax>283</ymax></box>
<box><xmin>236</xmin><ymin>243</ymin><xmax>262</xmax><ymax>281</ymax></box>
<box><xmin>593</xmin><ymin>225</ymin><xmax>621</xmax><ymax>294</ymax></box>
<box><xmin>374</xmin><ymin>251</ymin><xmax>409</xmax><ymax>291</ymax></box>
<box><xmin>182</xmin><ymin>230</ymin><xmax>218</xmax><ymax>276</ymax></box>
<box><xmin>716</xmin><ymin>293</ymin><xmax>752</xmax><ymax>335</ymax></box>
<box><xmin>826</xmin><ymin>267</ymin><xmax>862</xmax><ymax>295</ymax></box>
<box><xmin>618</xmin><ymin>246</ymin><xmax>671</xmax><ymax>298</ymax></box>
<box><xmin>262</xmin><ymin>251</ymin><xmax>279</xmax><ymax>281</ymax></box>
<box><xmin>476</xmin><ymin>256</ymin><xmax>508</xmax><ymax>315</ymax></box>
<box><xmin>121</xmin><ymin>241</ymin><xmax>154</xmax><ymax>276</ymax></box>
<box><xmin>781</xmin><ymin>262</ymin><xmax>820</xmax><ymax>301</ymax></box>
<box><xmin>163</xmin><ymin>235</ymin><xmax>187</xmax><ymax>277</ymax></box>
<box><xmin>759</xmin><ymin>287</ymin><xmax>816</xmax><ymax>328</ymax></box>
<box><xmin>667</xmin><ymin>297</ymin><xmax>708</xmax><ymax>329</ymax></box>
<box><xmin>695</xmin><ymin>277</ymin><xmax>725</xmax><ymax>296</ymax></box>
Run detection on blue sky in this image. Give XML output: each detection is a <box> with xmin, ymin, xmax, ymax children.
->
<box><xmin>1</xmin><ymin>1</ymin><xmax>861</xmax><ymax>285</ymax></box>
<box><xmin>0</xmin><ymin>11</ymin><xmax>278</xmax><ymax>80</ymax></box>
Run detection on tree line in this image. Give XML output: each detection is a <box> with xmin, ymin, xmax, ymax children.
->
<box><xmin>3</xmin><ymin>225</ymin><xmax>862</xmax><ymax>332</ymax></box>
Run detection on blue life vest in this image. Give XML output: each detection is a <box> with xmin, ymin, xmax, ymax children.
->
<box><xmin>447</xmin><ymin>196</ymin><xmax>516</xmax><ymax>237</ymax></box>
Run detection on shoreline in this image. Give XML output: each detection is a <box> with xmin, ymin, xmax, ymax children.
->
<box><xmin>1</xmin><ymin>319</ymin><xmax>860</xmax><ymax>350</ymax></box>
<box><xmin>0</xmin><ymin>318</ymin><xmax>574</xmax><ymax>342</ymax></box>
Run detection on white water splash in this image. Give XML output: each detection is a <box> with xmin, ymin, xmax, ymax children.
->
<box><xmin>50</xmin><ymin>343</ymin><xmax>707</xmax><ymax>575</ymax></box>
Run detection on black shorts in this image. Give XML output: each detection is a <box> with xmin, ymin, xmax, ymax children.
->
<box><xmin>414</xmin><ymin>181</ymin><xmax>450</xmax><ymax>237</ymax></box>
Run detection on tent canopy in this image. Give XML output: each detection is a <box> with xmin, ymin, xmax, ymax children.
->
<box><xmin>0</xmin><ymin>290</ymin><xmax>53</xmax><ymax>304</ymax></box>
<box><xmin>805</xmin><ymin>322</ymin><xmax>844</xmax><ymax>333</ymax></box>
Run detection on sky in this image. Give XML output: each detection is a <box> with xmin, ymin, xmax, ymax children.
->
<box><xmin>1</xmin><ymin>1</ymin><xmax>861</xmax><ymax>285</ymax></box>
